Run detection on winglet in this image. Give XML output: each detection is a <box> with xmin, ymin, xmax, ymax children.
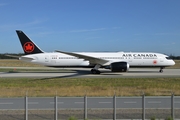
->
<box><xmin>16</xmin><ymin>30</ymin><xmax>44</xmax><ymax>55</ymax></box>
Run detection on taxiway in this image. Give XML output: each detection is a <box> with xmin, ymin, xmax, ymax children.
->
<box><xmin>0</xmin><ymin>67</ymin><xmax>179</xmax><ymax>78</ymax></box>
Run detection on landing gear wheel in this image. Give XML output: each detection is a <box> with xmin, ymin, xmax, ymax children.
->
<box><xmin>159</xmin><ymin>69</ymin><xmax>163</xmax><ymax>73</ymax></box>
<box><xmin>91</xmin><ymin>69</ymin><xmax>101</xmax><ymax>74</ymax></box>
<box><xmin>159</xmin><ymin>67</ymin><xmax>164</xmax><ymax>73</ymax></box>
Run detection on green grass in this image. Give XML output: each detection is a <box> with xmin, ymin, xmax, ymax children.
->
<box><xmin>0</xmin><ymin>77</ymin><xmax>180</xmax><ymax>97</ymax></box>
<box><xmin>0</xmin><ymin>59</ymin><xmax>43</xmax><ymax>67</ymax></box>
<box><xmin>0</xmin><ymin>59</ymin><xmax>180</xmax><ymax>97</ymax></box>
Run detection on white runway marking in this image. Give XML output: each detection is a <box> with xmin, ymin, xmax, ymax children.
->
<box><xmin>28</xmin><ymin>102</ymin><xmax>39</xmax><ymax>104</ymax></box>
<box><xmin>50</xmin><ymin>102</ymin><xmax>64</xmax><ymax>104</ymax></box>
<box><xmin>124</xmin><ymin>102</ymin><xmax>137</xmax><ymax>104</ymax></box>
<box><xmin>99</xmin><ymin>102</ymin><xmax>112</xmax><ymax>104</ymax></box>
<box><xmin>0</xmin><ymin>103</ymin><xmax>13</xmax><ymax>104</ymax></box>
<box><xmin>75</xmin><ymin>102</ymin><xmax>84</xmax><ymax>104</ymax></box>
<box><xmin>148</xmin><ymin>101</ymin><xmax>161</xmax><ymax>104</ymax></box>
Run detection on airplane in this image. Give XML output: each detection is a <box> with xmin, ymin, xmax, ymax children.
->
<box><xmin>13</xmin><ymin>30</ymin><xmax>175</xmax><ymax>74</ymax></box>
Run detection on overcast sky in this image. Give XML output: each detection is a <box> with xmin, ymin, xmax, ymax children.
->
<box><xmin>0</xmin><ymin>0</ymin><xmax>180</xmax><ymax>55</ymax></box>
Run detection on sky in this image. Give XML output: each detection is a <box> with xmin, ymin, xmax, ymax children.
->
<box><xmin>0</xmin><ymin>0</ymin><xmax>180</xmax><ymax>56</ymax></box>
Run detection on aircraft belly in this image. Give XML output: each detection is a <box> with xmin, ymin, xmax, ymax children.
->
<box><xmin>129</xmin><ymin>59</ymin><xmax>156</xmax><ymax>67</ymax></box>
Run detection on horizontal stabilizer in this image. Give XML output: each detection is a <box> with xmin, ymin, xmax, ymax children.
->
<box><xmin>19</xmin><ymin>56</ymin><xmax>35</xmax><ymax>61</ymax></box>
<box><xmin>5</xmin><ymin>54</ymin><xmax>21</xmax><ymax>59</ymax></box>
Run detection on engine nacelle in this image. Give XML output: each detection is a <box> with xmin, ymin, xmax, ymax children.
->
<box><xmin>110</xmin><ymin>62</ymin><xmax>129</xmax><ymax>72</ymax></box>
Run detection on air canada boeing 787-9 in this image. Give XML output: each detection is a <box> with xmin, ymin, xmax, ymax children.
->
<box><xmin>13</xmin><ymin>30</ymin><xmax>175</xmax><ymax>74</ymax></box>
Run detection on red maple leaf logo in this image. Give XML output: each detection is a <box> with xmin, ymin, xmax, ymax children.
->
<box><xmin>25</xmin><ymin>44</ymin><xmax>33</xmax><ymax>50</ymax></box>
<box><xmin>153</xmin><ymin>60</ymin><xmax>157</xmax><ymax>64</ymax></box>
<box><xmin>23</xmin><ymin>42</ymin><xmax>34</xmax><ymax>53</ymax></box>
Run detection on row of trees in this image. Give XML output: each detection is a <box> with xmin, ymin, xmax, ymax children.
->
<box><xmin>169</xmin><ymin>55</ymin><xmax>180</xmax><ymax>60</ymax></box>
<box><xmin>0</xmin><ymin>53</ymin><xmax>180</xmax><ymax>60</ymax></box>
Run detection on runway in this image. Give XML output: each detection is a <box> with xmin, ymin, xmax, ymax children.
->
<box><xmin>1</xmin><ymin>96</ymin><xmax>180</xmax><ymax>119</ymax></box>
<box><xmin>0</xmin><ymin>67</ymin><xmax>180</xmax><ymax>78</ymax></box>
<box><xmin>0</xmin><ymin>96</ymin><xmax>180</xmax><ymax>109</ymax></box>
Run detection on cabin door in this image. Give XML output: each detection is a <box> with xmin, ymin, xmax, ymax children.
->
<box><xmin>45</xmin><ymin>56</ymin><xmax>49</xmax><ymax>62</ymax></box>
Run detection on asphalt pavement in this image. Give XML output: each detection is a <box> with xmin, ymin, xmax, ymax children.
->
<box><xmin>0</xmin><ymin>68</ymin><xmax>180</xmax><ymax>78</ymax></box>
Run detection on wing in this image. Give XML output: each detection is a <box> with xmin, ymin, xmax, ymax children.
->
<box><xmin>5</xmin><ymin>55</ymin><xmax>34</xmax><ymax>61</ymax></box>
<box><xmin>5</xmin><ymin>54</ymin><xmax>20</xmax><ymax>59</ymax></box>
<box><xmin>55</xmin><ymin>50</ymin><xmax>109</xmax><ymax>65</ymax></box>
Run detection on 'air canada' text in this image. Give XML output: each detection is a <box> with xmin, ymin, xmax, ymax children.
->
<box><xmin>122</xmin><ymin>54</ymin><xmax>157</xmax><ymax>58</ymax></box>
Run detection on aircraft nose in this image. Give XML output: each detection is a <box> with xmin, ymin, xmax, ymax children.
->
<box><xmin>171</xmin><ymin>60</ymin><xmax>175</xmax><ymax>66</ymax></box>
<box><xmin>172</xmin><ymin>60</ymin><xmax>175</xmax><ymax>65</ymax></box>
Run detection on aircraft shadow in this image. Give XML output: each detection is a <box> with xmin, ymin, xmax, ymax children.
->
<box><xmin>37</xmin><ymin>70</ymin><xmax>91</xmax><ymax>80</ymax></box>
<box><xmin>36</xmin><ymin>70</ymin><xmax>122</xmax><ymax>80</ymax></box>
<box><xmin>5</xmin><ymin>69</ymin><xmax>161</xmax><ymax>79</ymax></box>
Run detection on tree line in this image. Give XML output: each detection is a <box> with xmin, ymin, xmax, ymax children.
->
<box><xmin>169</xmin><ymin>55</ymin><xmax>180</xmax><ymax>60</ymax></box>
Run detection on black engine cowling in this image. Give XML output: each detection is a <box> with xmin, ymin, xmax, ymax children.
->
<box><xmin>110</xmin><ymin>62</ymin><xmax>129</xmax><ymax>72</ymax></box>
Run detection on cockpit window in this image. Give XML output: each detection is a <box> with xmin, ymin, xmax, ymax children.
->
<box><xmin>166</xmin><ymin>57</ymin><xmax>172</xmax><ymax>60</ymax></box>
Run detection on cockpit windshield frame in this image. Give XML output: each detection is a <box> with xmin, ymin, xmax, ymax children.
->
<box><xmin>166</xmin><ymin>57</ymin><xmax>172</xmax><ymax>60</ymax></box>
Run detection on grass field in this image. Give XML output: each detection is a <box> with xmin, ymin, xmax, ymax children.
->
<box><xmin>0</xmin><ymin>77</ymin><xmax>180</xmax><ymax>97</ymax></box>
<box><xmin>0</xmin><ymin>59</ymin><xmax>43</xmax><ymax>67</ymax></box>
<box><xmin>0</xmin><ymin>59</ymin><xmax>180</xmax><ymax>97</ymax></box>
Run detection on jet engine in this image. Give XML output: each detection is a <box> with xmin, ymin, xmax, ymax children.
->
<box><xmin>110</xmin><ymin>62</ymin><xmax>129</xmax><ymax>72</ymax></box>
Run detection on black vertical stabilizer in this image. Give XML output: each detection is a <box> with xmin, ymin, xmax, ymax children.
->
<box><xmin>16</xmin><ymin>30</ymin><xmax>44</xmax><ymax>55</ymax></box>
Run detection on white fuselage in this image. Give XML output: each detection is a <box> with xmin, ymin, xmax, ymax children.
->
<box><xmin>20</xmin><ymin>52</ymin><xmax>175</xmax><ymax>68</ymax></box>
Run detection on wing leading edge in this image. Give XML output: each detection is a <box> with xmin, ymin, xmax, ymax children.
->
<box><xmin>55</xmin><ymin>50</ymin><xmax>110</xmax><ymax>65</ymax></box>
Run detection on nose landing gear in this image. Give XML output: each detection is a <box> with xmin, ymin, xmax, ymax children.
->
<box><xmin>159</xmin><ymin>67</ymin><xmax>164</xmax><ymax>73</ymax></box>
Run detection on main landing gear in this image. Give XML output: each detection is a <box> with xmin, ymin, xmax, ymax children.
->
<box><xmin>159</xmin><ymin>67</ymin><xmax>164</xmax><ymax>73</ymax></box>
<box><xmin>91</xmin><ymin>64</ymin><xmax>101</xmax><ymax>74</ymax></box>
<box><xmin>91</xmin><ymin>69</ymin><xmax>101</xmax><ymax>74</ymax></box>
